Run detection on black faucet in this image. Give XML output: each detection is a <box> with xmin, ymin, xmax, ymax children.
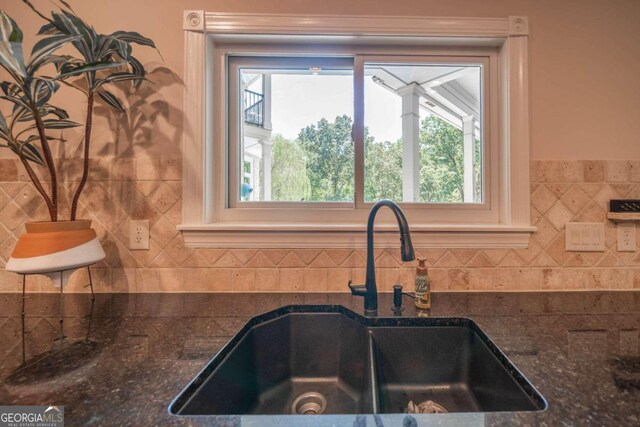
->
<box><xmin>348</xmin><ymin>199</ymin><xmax>415</xmax><ymax>314</ymax></box>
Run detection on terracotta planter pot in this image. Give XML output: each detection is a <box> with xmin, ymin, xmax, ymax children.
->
<box><xmin>6</xmin><ymin>220</ymin><xmax>106</xmax><ymax>286</ymax></box>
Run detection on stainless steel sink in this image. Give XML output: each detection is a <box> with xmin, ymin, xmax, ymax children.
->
<box><xmin>170</xmin><ymin>306</ymin><xmax>546</xmax><ymax>416</ymax></box>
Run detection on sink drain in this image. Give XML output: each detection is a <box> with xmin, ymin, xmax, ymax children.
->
<box><xmin>291</xmin><ymin>392</ymin><xmax>327</xmax><ymax>415</ymax></box>
<box><xmin>406</xmin><ymin>399</ymin><xmax>448</xmax><ymax>414</ymax></box>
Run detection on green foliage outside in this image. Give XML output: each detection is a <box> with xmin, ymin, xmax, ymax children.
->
<box><xmin>269</xmin><ymin>134</ymin><xmax>311</xmax><ymax>201</ymax></box>
<box><xmin>363</xmin><ymin>137</ymin><xmax>402</xmax><ymax>201</ymax></box>
<box><xmin>419</xmin><ymin>115</ymin><xmax>464</xmax><ymax>202</ymax></box>
<box><xmin>267</xmin><ymin>114</ymin><xmax>481</xmax><ymax>203</ymax></box>
<box><xmin>297</xmin><ymin>115</ymin><xmax>354</xmax><ymax>202</ymax></box>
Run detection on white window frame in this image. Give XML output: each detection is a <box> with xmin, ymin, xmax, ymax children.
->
<box><xmin>228</xmin><ymin>55</ymin><xmax>356</xmax><ymax>211</ymax></box>
<box><xmin>179</xmin><ymin>12</ymin><xmax>534</xmax><ymax>249</ymax></box>
<box><xmin>227</xmin><ymin>53</ymin><xmax>491</xmax><ymax>217</ymax></box>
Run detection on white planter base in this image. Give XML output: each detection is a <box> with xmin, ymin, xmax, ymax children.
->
<box><xmin>7</xmin><ymin>238</ymin><xmax>106</xmax><ymax>285</ymax></box>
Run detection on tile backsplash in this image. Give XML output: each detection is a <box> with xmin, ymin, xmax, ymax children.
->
<box><xmin>0</xmin><ymin>159</ymin><xmax>639</xmax><ymax>293</ymax></box>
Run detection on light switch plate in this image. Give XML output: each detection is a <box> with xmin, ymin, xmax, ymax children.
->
<box><xmin>617</xmin><ymin>223</ymin><xmax>636</xmax><ymax>252</ymax></box>
<box><xmin>129</xmin><ymin>220</ymin><xmax>150</xmax><ymax>250</ymax></box>
<box><xmin>565</xmin><ymin>222</ymin><xmax>605</xmax><ymax>251</ymax></box>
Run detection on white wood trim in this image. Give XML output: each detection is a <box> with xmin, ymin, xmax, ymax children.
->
<box><xmin>184</xmin><ymin>10</ymin><xmax>205</xmax><ymax>31</ymax></box>
<box><xmin>181</xmin><ymin>12</ymin><xmax>532</xmax><ymax>248</ymax></box>
<box><xmin>179</xmin><ymin>223</ymin><xmax>535</xmax><ymax>232</ymax></box>
<box><xmin>179</xmin><ymin>223</ymin><xmax>535</xmax><ymax>249</ymax></box>
<box><xmin>182</xmin><ymin>30</ymin><xmax>206</xmax><ymax>224</ymax></box>
<box><xmin>508</xmin><ymin>16</ymin><xmax>529</xmax><ymax>36</ymax></box>
<box><xmin>353</xmin><ymin>56</ymin><xmax>365</xmax><ymax>210</ymax></box>
<box><xmin>202</xmin><ymin>13</ymin><xmax>510</xmax><ymax>37</ymax></box>
<box><xmin>504</xmin><ymin>35</ymin><xmax>531</xmax><ymax>227</ymax></box>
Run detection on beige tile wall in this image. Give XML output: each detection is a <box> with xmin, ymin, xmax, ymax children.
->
<box><xmin>0</xmin><ymin>159</ymin><xmax>639</xmax><ymax>293</ymax></box>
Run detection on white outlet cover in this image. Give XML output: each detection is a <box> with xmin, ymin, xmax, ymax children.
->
<box><xmin>565</xmin><ymin>222</ymin><xmax>605</xmax><ymax>252</ymax></box>
<box><xmin>129</xmin><ymin>219</ymin><xmax>150</xmax><ymax>250</ymax></box>
<box><xmin>617</xmin><ymin>223</ymin><xmax>636</xmax><ymax>252</ymax></box>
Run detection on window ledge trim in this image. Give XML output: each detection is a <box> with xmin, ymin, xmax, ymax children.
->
<box><xmin>179</xmin><ymin>224</ymin><xmax>535</xmax><ymax>249</ymax></box>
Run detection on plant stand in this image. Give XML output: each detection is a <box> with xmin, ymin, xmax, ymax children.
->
<box><xmin>21</xmin><ymin>265</ymin><xmax>96</xmax><ymax>324</ymax></box>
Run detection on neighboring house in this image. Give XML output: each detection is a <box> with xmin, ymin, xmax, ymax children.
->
<box><xmin>241</xmin><ymin>73</ymin><xmax>273</xmax><ymax>201</ymax></box>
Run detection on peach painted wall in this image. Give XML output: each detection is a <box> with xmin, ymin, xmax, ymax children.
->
<box><xmin>1</xmin><ymin>0</ymin><xmax>639</xmax><ymax>292</ymax></box>
<box><xmin>3</xmin><ymin>0</ymin><xmax>639</xmax><ymax>160</ymax></box>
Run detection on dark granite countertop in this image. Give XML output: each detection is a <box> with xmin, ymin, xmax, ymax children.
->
<box><xmin>1</xmin><ymin>291</ymin><xmax>639</xmax><ymax>426</ymax></box>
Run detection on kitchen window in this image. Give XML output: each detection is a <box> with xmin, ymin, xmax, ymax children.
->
<box><xmin>230</xmin><ymin>56</ymin><xmax>485</xmax><ymax>207</ymax></box>
<box><xmin>230</xmin><ymin>56</ymin><xmax>355</xmax><ymax>205</ymax></box>
<box><xmin>179</xmin><ymin>12</ymin><xmax>534</xmax><ymax>248</ymax></box>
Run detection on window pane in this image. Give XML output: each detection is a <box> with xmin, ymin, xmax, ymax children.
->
<box><xmin>238</xmin><ymin>60</ymin><xmax>354</xmax><ymax>202</ymax></box>
<box><xmin>364</xmin><ymin>62</ymin><xmax>483</xmax><ymax>203</ymax></box>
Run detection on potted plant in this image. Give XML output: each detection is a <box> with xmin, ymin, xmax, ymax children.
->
<box><xmin>0</xmin><ymin>1</ymin><xmax>156</xmax><ymax>286</ymax></box>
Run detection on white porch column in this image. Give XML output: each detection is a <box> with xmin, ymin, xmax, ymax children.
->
<box><xmin>261</xmin><ymin>140</ymin><xmax>272</xmax><ymax>201</ymax></box>
<box><xmin>260</xmin><ymin>73</ymin><xmax>273</xmax><ymax>201</ymax></box>
<box><xmin>397</xmin><ymin>83</ymin><xmax>426</xmax><ymax>202</ymax></box>
<box><xmin>462</xmin><ymin>116</ymin><xmax>475</xmax><ymax>203</ymax></box>
<box><xmin>262</xmin><ymin>74</ymin><xmax>272</xmax><ymax>131</ymax></box>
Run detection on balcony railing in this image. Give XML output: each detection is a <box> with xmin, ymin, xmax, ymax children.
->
<box><xmin>244</xmin><ymin>89</ymin><xmax>264</xmax><ymax>127</ymax></box>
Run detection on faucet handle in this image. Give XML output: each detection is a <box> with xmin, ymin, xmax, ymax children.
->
<box><xmin>393</xmin><ymin>285</ymin><xmax>403</xmax><ymax>309</ymax></box>
<box><xmin>348</xmin><ymin>280</ymin><xmax>367</xmax><ymax>296</ymax></box>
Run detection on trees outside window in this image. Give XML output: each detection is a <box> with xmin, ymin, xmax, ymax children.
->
<box><xmin>269</xmin><ymin>114</ymin><xmax>473</xmax><ymax>204</ymax></box>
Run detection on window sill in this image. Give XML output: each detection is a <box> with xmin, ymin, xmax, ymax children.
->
<box><xmin>178</xmin><ymin>223</ymin><xmax>536</xmax><ymax>249</ymax></box>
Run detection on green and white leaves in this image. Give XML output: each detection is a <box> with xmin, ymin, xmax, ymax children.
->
<box><xmin>110</xmin><ymin>31</ymin><xmax>156</xmax><ymax>49</ymax></box>
<box><xmin>97</xmin><ymin>90</ymin><xmax>124</xmax><ymax>112</ymax></box>
<box><xmin>28</xmin><ymin>34</ymin><xmax>79</xmax><ymax>72</ymax></box>
<box><xmin>16</xmin><ymin>136</ymin><xmax>46</xmax><ymax>166</ymax></box>
<box><xmin>0</xmin><ymin>9</ymin><xmax>76</xmax><ymax>166</ymax></box>
<box><xmin>25</xmin><ymin>1</ymin><xmax>156</xmax><ymax>92</ymax></box>
<box><xmin>0</xmin><ymin>11</ymin><xmax>26</xmax><ymax>78</ymax></box>
<box><xmin>0</xmin><ymin>109</ymin><xmax>9</xmax><ymax>139</ymax></box>
<box><xmin>1</xmin><ymin>1</ymin><xmax>158</xmax><ymax>166</ymax></box>
<box><xmin>24</xmin><ymin>1</ymin><xmax>157</xmax><ymax>96</ymax></box>
<box><xmin>1</xmin><ymin>1</ymin><xmax>159</xmax><ymax>220</ymax></box>
<box><xmin>0</xmin><ymin>110</ymin><xmax>46</xmax><ymax>166</ymax></box>
<box><xmin>57</xmin><ymin>60</ymin><xmax>124</xmax><ymax>80</ymax></box>
<box><xmin>0</xmin><ymin>10</ymin><xmax>22</xmax><ymax>42</ymax></box>
<box><xmin>37</xmin><ymin>118</ymin><xmax>80</xmax><ymax>130</ymax></box>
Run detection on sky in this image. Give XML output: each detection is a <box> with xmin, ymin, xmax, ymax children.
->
<box><xmin>269</xmin><ymin>74</ymin><xmax>409</xmax><ymax>142</ymax></box>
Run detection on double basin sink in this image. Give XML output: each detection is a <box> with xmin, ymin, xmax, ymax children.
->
<box><xmin>170</xmin><ymin>306</ymin><xmax>546</xmax><ymax>416</ymax></box>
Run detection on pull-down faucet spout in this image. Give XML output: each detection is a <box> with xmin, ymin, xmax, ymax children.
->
<box><xmin>348</xmin><ymin>199</ymin><xmax>415</xmax><ymax>314</ymax></box>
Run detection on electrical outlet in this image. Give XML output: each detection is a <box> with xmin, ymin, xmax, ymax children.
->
<box><xmin>617</xmin><ymin>223</ymin><xmax>636</xmax><ymax>252</ymax></box>
<box><xmin>129</xmin><ymin>220</ymin><xmax>150</xmax><ymax>250</ymax></box>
